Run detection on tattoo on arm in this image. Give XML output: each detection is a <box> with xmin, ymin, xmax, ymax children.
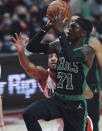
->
<box><xmin>82</xmin><ymin>46</ymin><xmax>95</xmax><ymax>68</ymax></box>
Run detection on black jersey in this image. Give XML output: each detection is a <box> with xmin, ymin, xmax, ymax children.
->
<box><xmin>56</xmin><ymin>47</ymin><xmax>89</xmax><ymax>96</ymax></box>
<box><xmin>86</xmin><ymin>36</ymin><xmax>101</xmax><ymax>93</ymax></box>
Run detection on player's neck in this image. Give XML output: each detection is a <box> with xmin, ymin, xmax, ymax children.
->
<box><xmin>72</xmin><ymin>39</ymin><xmax>84</xmax><ymax>49</ymax></box>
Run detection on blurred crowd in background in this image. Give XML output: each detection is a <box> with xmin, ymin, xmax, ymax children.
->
<box><xmin>0</xmin><ymin>0</ymin><xmax>102</xmax><ymax>53</ymax></box>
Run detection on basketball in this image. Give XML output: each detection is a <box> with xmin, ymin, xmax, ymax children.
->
<box><xmin>46</xmin><ymin>0</ymin><xmax>72</xmax><ymax>21</ymax></box>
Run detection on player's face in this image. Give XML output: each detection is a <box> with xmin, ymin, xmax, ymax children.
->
<box><xmin>65</xmin><ymin>15</ymin><xmax>81</xmax><ymax>41</ymax></box>
<box><xmin>66</xmin><ymin>15</ymin><xmax>86</xmax><ymax>42</ymax></box>
<box><xmin>67</xmin><ymin>22</ymin><xmax>83</xmax><ymax>42</ymax></box>
<box><xmin>48</xmin><ymin>53</ymin><xmax>58</xmax><ymax>69</ymax></box>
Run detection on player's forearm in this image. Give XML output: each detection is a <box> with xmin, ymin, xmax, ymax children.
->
<box><xmin>26</xmin><ymin>26</ymin><xmax>49</xmax><ymax>53</ymax></box>
<box><xmin>59</xmin><ymin>32</ymin><xmax>85</xmax><ymax>62</ymax></box>
<box><xmin>18</xmin><ymin>51</ymin><xmax>34</xmax><ymax>73</ymax></box>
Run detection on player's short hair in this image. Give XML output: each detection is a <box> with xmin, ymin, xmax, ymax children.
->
<box><xmin>75</xmin><ymin>18</ymin><xmax>93</xmax><ymax>36</ymax></box>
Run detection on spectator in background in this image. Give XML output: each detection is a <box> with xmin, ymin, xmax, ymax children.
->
<box><xmin>40</xmin><ymin>0</ymin><xmax>58</xmax><ymax>21</ymax></box>
<box><xmin>0</xmin><ymin>0</ymin><xmax>7</xmax><ymax>15</ymax></box>
<box><xmin>29</xmin><ymin>5</ymin><xmax>42</xmax><ymax>39</ymax></box>
<box><xmin>19</xmin><ymin>0</ymin><xmax>43</xmax><ymax>8</ymax></box>
<box><xmin>11</xmin><ymin>5</ymin><xmax>30</xmax><ymax>36</ymax></box>
<box><xmin>90</xmin><ymin>17</ymin><xmax>102</xmax><ymax>43</ymax></box>
<box><xmin>80</xmin><ymin>0</ymin><xmax>91</xmax><ymax>19</ymax></box>
<box><xmin>88</xmin><ymin>0</ymin><xmax>102</xmax><ymax>17</ymax></box>
<box><xmin>2</xmin><ymin>13</ymin><xmax>13</xmax><ymax>52</ymax></box>
<box><xmin>0</xmin><ymin>0</ymin><xmax>19</xmax><ymax>15</ymax></box>
<box><xmin>87</xmin><ymin>0</ymin><xmax>102</xmax><ymax>43</ymax></box>
<box><xmin>70</xmin><ymin>0</ymin><xmax>81</xmax><ymax>14</ymax></box>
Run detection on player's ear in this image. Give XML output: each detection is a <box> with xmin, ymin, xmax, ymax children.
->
<box><xmin>81</xmin><ymin>30</ymin><xmax>87</xmax><ymax>37</ymax></box>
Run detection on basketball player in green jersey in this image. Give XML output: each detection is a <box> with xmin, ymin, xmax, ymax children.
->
<box><xmin>86</xmin><ymin>31</ymin><xmax>102</xmax><ymax>131</ymax></box>
<box><xmin>14</xmin><ymin>11</ymin><xmax>95</xmax><ymax>131</ymax></box>
<box><xmin>11</xmin><ymin>31</ymin><xmax>93</xmax><ymax>131</ymax></box>
<box><xmin>70</xmin><ymin>14</ymin><xmax>102</xmax><ymax>131</ymax></box>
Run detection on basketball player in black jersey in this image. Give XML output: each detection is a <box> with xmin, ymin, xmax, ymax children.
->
<box><xmin>20</xmin><ymin>12</ymin><xmax>95</xmax><ymax>131</ymax></box>
<box><xmin>70</xmin><ymin>14</ymin><xmax>102</xmax><ymax>131</ymax></box>
<box><xmin>11</xmin><ymin>32</ymin><xmax>93</xmax><ymax>131</ymax></box>
<box><xmin>85</xmin><ymin>29</ymin><xmax>102</xmax><ymax>131</ymax></box>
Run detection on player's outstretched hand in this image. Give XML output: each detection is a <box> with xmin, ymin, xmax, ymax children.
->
<box><xmin>10</xmin><ymin>33</ymin><xmax>29</xmax><ymax>53</ymax></box>
<box><xmin>51</xmin><ymin>8</ymin><xmax>68</xmax><ymax>33</ymax></box>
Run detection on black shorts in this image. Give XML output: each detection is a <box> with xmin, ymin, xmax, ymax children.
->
<box><xmin>24</xmin><ymin>95</ymin><xmax>87</xmax><ymax>131</ymax></box>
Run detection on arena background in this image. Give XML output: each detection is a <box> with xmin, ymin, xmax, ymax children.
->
<box><xmin>0</xmin><ymin>53</ymin><xmax>102</xmax><ymax>131</ymax></box>
<box><xmin>0</xmin><ymin>0</ymin><xmax>102</xmax><ymax>130</ymax></box>
<box><xmin>0</xmin><ymin>53</ymin><xmax>48</xmax><ymax>112</ymax></box>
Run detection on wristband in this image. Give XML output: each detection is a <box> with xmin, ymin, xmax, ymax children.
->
<box><xmin>41</xmin><ymin>26</ymin><xmax>49</xmax><ymax>33</ymax></box>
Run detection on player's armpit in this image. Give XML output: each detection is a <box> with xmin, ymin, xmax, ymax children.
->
<box><xmin>82</xmin><ymin>46</ymin><xmax>95</xmax><ymax>68</ymax></box>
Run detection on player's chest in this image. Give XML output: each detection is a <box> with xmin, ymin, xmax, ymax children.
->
<box><xmin>57</xmin><ymin>56</ymin><xmax>80</xmax><ymax>73</ymax></box>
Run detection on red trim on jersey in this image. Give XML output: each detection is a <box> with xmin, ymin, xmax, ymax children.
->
<box><xmin>47</xmin><ymin>69</ymin><xmax>56</xmax><ymax>83</ymax></box>
<box><xmin>87</xmin><ymin>116</ymin><xmax>93</xmax><ymax>131</ymax></box>
<box><xmin>41</xmin><ymin>71</ymin><xmax>48</xmax><ymax>90</ymax></box>
<box><xmin>41</xmin><ymin>69</ymin><xmax>56</xmax><ymax>98</ymax></box>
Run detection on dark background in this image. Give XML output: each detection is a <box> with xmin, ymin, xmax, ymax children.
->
<box><xmin>0</xmin><ymin>53</ymin><xmax>48</xmax><ymax>113</ymax></box>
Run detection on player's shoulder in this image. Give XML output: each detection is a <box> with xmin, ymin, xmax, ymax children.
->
<box><xmin>90</xmin><ymin>36</ymin><xmax>102</xmax><ymax>50</ymax></box>
<box><xmin>82</xmin><ymin>44</ymin><xmax>95</xmax><ymax>54</ymax></box>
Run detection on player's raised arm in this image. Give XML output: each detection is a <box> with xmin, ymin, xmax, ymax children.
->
<box><xmin>51</xmin><ymin>10</ymin><xmax>95</xmax><ymax>67</ymax></box>
<box><xmin>26</xmin><ymin>25</ymin><xmax>49</xmax><ymax>53</ymax></box>
<box><xmin>90</xmin><ymin>37</ymin><xmax>102</xmax><ymax>100</ymax></box>
<box><xmin>10</xmin><ymin>33</ymin><xmax>47</xmax><ymax>81</ymax></box>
